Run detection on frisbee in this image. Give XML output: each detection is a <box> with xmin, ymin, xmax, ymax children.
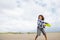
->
<box><xmin>44</xmin><ymin>23</ymin><xmax>51</xmax><ymax>27</ymax></box>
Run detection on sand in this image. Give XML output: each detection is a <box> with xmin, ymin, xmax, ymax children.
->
<box><xmin>0</xmin><ymin>33</ymin><xmax>60</xmax><ymax>40</ymax></box>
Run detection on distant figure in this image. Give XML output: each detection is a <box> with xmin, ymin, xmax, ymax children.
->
<box><xmin>35</xmin><ymin>15</ymin><xmax>47</xmax><ymax>40</ymax></box>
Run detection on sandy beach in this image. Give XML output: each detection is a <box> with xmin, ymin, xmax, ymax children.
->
<box><xmin>0</xmin><ymin>33</ymin><xmax>60</xmax><ymax>40</ymax></box>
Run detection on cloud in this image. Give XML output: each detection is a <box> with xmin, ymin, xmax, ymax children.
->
<box><xmin>3</xmin><ymin>8</ymin><xmax>24</xmax><ymax>16</ymax></box>
<box><xmin>0</xmin><ymin>0</ymin><xmax>16</xmax><ymax>9</ymax></box>
<box><xmin>0</xmin><ymin>0</ymin><xmax>60</xmax><ymax>32</ymax></box>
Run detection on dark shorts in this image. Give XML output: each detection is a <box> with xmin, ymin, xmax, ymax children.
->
<box><xmin>37</xmin><ymin>27</ymin><xmax>46</xmax><ymax>36</ymax></box>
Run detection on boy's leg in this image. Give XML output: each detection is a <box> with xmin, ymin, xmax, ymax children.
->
<box><xmin>44</xmin><ymin>34</ymin><xmax>47</xmax><ymax>40</ymax></box>
<box><xmin>35</xmin><ymin>35</ymin><xmax>38</xmax><ymax>40</ymax></box>
<box><xmin>42</xmin><ymin>32</ymin><xmax>47</xmax><ymax>40</ymax></box>
<box><xmin>35</xmin><ymin>27</ymin><xmax>41</xmax><ymax>40</ymax></box>
<box><xmin>41</xmin><ymin>29</ymin><xmax>47</xmax><ymax>40</ymax></box>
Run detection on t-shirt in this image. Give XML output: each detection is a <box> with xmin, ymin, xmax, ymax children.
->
<box><xmin>37</xmin><ymin>19</ymin><xmax>46</xmax><ymax>28</ymax></box>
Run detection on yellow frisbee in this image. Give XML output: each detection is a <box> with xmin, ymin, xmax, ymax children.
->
<box><xmin>44</xmin><ymin>23</ymin><xmax>51</xmax><ymax>27</ymax></box>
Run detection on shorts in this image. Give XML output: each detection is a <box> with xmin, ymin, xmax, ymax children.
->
<box><xmin>37</xmin><ymin>27</ymin><xmax>46</xmax><ymax>36</ymax></box>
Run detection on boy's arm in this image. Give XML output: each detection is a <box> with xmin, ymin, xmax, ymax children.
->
<box><xmin>42</xmin><ymin>22</ymin><xmax>48</xmax><ymax>24</ymax></box>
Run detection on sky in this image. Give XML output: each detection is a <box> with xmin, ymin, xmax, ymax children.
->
<box><xmin>0</xmin><ymin>0</ymin><xmax>60</xmax><ymax>32</ymax></box>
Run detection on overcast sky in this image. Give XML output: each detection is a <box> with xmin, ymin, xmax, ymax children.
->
<box><xmin>0</xmin><ymin>0</ymin><xmax>60</xmax><ymax>32</ymax></box>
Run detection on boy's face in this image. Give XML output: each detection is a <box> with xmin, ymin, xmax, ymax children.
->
<box><xmin>40</xmin><ymin>16</ymin><xmax>42</xmax><ymax>20</ymax></box>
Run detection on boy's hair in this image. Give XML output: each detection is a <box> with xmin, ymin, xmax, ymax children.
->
<box><xmin>38</xmin><ymin>15</ymin><xmax>44</xmax><ymax>20</ymax></box>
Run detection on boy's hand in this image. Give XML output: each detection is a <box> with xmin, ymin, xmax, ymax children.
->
<box><xmin>43</xmin><ymin>24</ymin><xmax>46</xmax><ymax>26</ymax></box>
<box><xmin>43</xmin><ymin>24</ymin><xmax>46</xmax><ymax>28</ymax></box>
<box><xmin>45</xmin><ymin>23</ymin><xmax>48</xmax><ymax>24</ymax></box>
